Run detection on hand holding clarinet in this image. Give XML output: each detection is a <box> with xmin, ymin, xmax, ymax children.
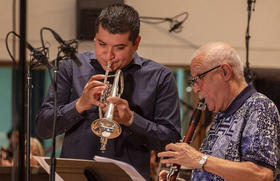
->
<box><xmin>158</xmin><ymin>99</ymin><xmax>206</xmax><ymax>181</ymax></box>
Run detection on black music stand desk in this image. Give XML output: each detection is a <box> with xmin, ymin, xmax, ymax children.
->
<box><xmin>34</xmin><ymin>156</ymin><xmax>145</xmax><ymax>181</ymax></box>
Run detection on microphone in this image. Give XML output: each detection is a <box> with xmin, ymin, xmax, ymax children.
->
<box><xmin>49</xmin><ymin>29</ymin><xmax>82</xmax><ymax>66</ymax></box>
<box><xmin>7</xmin><ymin>31</ymin><xmax>51</xmax><ymax>68</ymax></box>
<box><xmin>169</xmin><ymin>20</ymin><xmax>183</xmax><ymax>33</ymax></box>
<box><xmin>26</xmin><ymin>42</ymin><xmax>52</xmax><ymax>69</ymax></box>
<box><xmin>247</xmin><ymin>0</ymin><xmax>256</xmax><ymax>11</ymax></box>
<box><xmin>60</xmin><ymin>40</ymin><xmax>82</xmax><ymax>67</ymax></box>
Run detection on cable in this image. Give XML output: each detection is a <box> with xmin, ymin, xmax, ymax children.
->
<box><xmin>140</xmin><ymin>11</ymin><xmax>189</xmax><ymax>33</ymax></box>
<box><xmin>244</xmin><ymin>0</ymin><xmax>256</xmax><ymax>84</ymax></box>
<box><xmin>5</xmin><ymin>31</ymin><xmax>16</xmax><ymax>63</ymax></box>
<box><xmin>40</xmin><ymin>27</ymin><xmax>82</xmax><ymax>66</ymax></box>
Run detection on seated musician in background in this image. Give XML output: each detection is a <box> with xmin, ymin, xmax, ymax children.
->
<box><xmin>0</xmin><ymin>130</ymin><xmax>45</xmax><ymax>166</ymax></box>
<box><xmin>158</xmin><ymin>42</ymin><xmax>280</xmax><ymax>181</ymax></box>
<box><xmin>0</xmin><ymin>130</ymin><xmax>18</xmax><ymax>166</ymax></box>
<box><xmin>35</xmin><ymin>3</ymin><xmax>181</xmax><ymax>180</ymax></box>
<box><xmin>29</xmin><ymin>137</ymin><xmax>45</xmax><ymax>166</ymax></box>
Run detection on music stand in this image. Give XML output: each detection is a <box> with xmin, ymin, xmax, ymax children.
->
<box><xmin>34</xmin><ymin>157</ymin><xmax>144</xmax><ymax>181</ymax></box>
<box><xmin>0</xmin><ymin>166</ymin><xmax>49</xmax><ymax>181</ymax></box>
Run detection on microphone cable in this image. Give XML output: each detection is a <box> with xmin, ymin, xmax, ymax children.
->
<box><xmin>140</xmin><ymin>11</ymin><xmax>189</xmax><ymax>33</ymax></box>
<box><xmin>40</xmin><ymin>27</ymin><xmax>82</xmax><ymax>66</ymax></box>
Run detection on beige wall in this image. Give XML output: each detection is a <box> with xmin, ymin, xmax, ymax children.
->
<box><xmin>1</xmin><ymin>0</ymin><xmax>280</xmax><ymax>68</ymax></box>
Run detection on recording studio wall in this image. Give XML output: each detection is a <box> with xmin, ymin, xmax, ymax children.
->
<box><xmin>253</xmin><ymin>68</ymin><xmax>280</xmax><ymax>111</ymax></box>
<box><xmin>76</xmin><ymin>0</ymin><xmax>124</xmax><ymax>40</ymax></box>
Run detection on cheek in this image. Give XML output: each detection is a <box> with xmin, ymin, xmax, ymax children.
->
<box><xmin>205</xmin><ymin>83</ymin><xmax>223</xmax><ymax>112</ymax></box>
<box><xmin>116</xmin><ymin>50</ymin><xmax>134</xmax><ymax>64</ymax></box>
<box><xmin>115</xmin><ymin>53</ymin><xmax>126</xmax><ymax>62</ymax></box>
<box><xmin>201</xmin><ymin>83</ymin><xmax>217</xmax><ymax>105</ymax></box>
<box><xmin>96</xmin><ymin>56</ymin><xmax>103</xmax><ymax>63</ymax></box>
<box><xmin>207</xmin><ymin>85</ymin><xmax>220</xmax><ymax>101</ymax></box>
<box><xmin>95</xmin><ymin>46</ymin><xmax>103</xmax><ymax>56</ymax></box>
<box><xmin>95</xmin><ymin>49</ymin><xmax>104</xmax><ymax>62</ymax></box>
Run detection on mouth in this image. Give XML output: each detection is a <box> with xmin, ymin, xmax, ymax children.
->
<box><xmin>198</xmin><ymin>94</ymin><xmax>207</xmax><ymax>100</ymax></box>
<box><xmin>103</xmin><ymin>60</ymin><xmax>118</xmax><ymax>71</ymax></box>
<box><xmin>107</xmin><ymin>64</ymin><xmax>116</xmax><ymax>72</ymax></box>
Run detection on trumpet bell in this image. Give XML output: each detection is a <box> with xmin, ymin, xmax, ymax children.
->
<box><xmin>91</xmin><ymin>118</ymin><xmax>122</xmax><ymax>139</ymax></box>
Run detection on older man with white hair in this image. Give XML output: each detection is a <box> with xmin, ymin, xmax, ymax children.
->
<box><xmin>158</xmin><ymin>42</ymin><xmax>280</xmax><ymax>181</ymax></box>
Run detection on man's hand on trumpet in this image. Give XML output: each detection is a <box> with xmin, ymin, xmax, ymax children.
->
<box><xmin>75</xmin><ymin>73</ymin><xmax>134</xmax><ymax>127</ymax></box>
<box><xmin>75</xmin><ymin>74</ymin><xmax>107</xmax><ymax>113</ymax></box>
<box><xmin>106</xmin><ymin>97</ymin><xmax>134</xmax><ymax>126</ymax></box>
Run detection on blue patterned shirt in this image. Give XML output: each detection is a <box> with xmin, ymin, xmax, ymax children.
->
<box><xmin>191</xmin><ymin>85</ymin><xmax>280</xmax><ymax>181</ymax></box>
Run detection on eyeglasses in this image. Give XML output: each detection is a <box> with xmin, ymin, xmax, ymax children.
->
<box><xmin>190</xmin><ymin>65</ymin><xmax>221</xmax><ymax>86</ymax></box>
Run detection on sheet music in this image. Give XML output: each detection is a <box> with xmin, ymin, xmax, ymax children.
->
<box><xmin>94</xmin><ymin>156</ymin><xmax>146</xmax><ymax>181</ymax></box>
<box><xmin>33</xmin><ymin>156</ymin><xmax>64</xmax><ymax>181</ymax></box>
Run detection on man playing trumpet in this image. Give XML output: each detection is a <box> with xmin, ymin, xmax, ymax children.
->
<box><xmin>36</xmin><ymin>4</ymin><xmax>181</xmax><ymax>180</ymax></box>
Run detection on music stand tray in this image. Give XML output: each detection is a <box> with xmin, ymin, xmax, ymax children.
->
<box><xmin>34</xmin><ymin>156</ymin><xmax>145</xmax><ymax>181</ymax></box>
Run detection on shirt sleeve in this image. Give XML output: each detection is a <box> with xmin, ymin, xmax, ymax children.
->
<box><xmin>129</xmin><ymin>68</ymin><xmax>181</xmax><ymax>151</ymax></box>
<box><xmin>35</xmin><ymin>60</ymin><xmax>84</xmax><ymax>139</ymax></box>
<box><xmin>241</xmin><ymin>98</ymin><xmax>280</xmax><ymax>171</ymax></box>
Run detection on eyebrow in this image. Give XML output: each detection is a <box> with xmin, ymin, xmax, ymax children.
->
<box><xmin>96</xmin><ymin>38</ymin><xmax>127</xmax><ymax>47</ymax></box>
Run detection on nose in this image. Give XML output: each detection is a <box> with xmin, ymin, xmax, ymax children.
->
<box><xmin>104</xmin><ymin>47</ymin><xmax>115</xmax><ymax>61</ymax></box>
<box><xmin>192</xmin><ymin>83</ymin><xmax>200</xmax><ymax>94</ymax></box>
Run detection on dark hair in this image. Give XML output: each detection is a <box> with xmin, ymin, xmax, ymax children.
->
<box><xmin>95</xmin><ymin>4</ymin><xmax>140</xmax><ymax>44</ymax></box>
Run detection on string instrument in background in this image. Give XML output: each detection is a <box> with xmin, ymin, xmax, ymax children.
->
<box><xmin>167</xmin><ymin>99</ymin><xmax>206</xmax><ymax>181</ymax></box>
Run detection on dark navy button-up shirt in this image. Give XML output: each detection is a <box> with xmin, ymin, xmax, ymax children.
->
<box><xmin>36</xmin><ymin>51</ymin><xmax>181</xmax><ymax>180</ymax></box>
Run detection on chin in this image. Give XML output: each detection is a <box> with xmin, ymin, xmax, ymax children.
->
<box><xmin>206</xmin><ymin>104</ymin><xmax>215</xmax><ymax>112</ymax></box>
<box><xmin>110</xmin><ymin>64</ymin><xmax>121</xmax><ymax>71</ymax></box>
<box><xmin>208</xmin><ymin>107</ymin><xmax>214</xmax><ymax>112</ymax></box>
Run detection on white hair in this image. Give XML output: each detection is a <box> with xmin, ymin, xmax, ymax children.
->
<box><xmin>192</xmin><ymin>42</ymin><xmax>245</xmax><ymax>81</ymax></box>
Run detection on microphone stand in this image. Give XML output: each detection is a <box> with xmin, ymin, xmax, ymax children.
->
<box><xmin>49</xmin><ymin>55</ymin><xmax>61</xmax><ymax>181</ymax></box>
<box><xmin>18</xmin><ymin>0</ymin><xmax>27</xmax><ymax>181</ymax></box>
<box><xmin>38</xmin><ymin>27</ymin><xmax>60</xmax><ymax>181</ymax></box>
<box><xmin>5</xmin><ymin>30</ymin><xmax>51</xmax><ymax>181</ymax></box>
<box><xmin>26</xmin><ymin>56</ymin><xmax>32</xmax><ymax>181</ymax></box>
<box><xmin>49</xmin><ymin>51</ymin><xmax>66</xmax><ymax>181</ymax></box>
<box><xmin>245</xmin><ymin>0</ymin><xmax>256</xmax><ymax>83</ymax></box>
<box><xmin>39</xmin><ymin>27</ymin><xmax>81</xmax><ymax>181</ymax></box>
<box><xmin>26</xmin><ymin>54</ymin><xmax>46</xmax><ymax>181</ymax></box>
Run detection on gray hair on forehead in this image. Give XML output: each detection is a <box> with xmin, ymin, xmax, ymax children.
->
<box><xmin>191</xmin><ymin>42</ymin><xmax>245</xmax><ymax>81</ymax></box>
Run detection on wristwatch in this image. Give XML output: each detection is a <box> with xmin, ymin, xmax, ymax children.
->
<box><xmin>198</xmin><ymin>155</ymin><xmax>209</xmax><ymax>171</ymax></box>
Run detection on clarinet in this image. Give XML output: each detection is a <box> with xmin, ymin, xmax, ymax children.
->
<box><xmin>167</xmin><ymin>99</ymin><xmax>206</xmax><ymax>181</ymax></box>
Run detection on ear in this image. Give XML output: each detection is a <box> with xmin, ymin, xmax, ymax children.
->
<box><xmin>221</xmin><ymin>63</ymin><xmax>232</xmax><ymax>81</ymax></box>
<box><xmin>133</xmin><ymin>36</ymin><xmax>141</xmax><ymax>50</ymax></box>
<box><xmin>93</xmin><ymin>37</ymin><xmax>97</xmax><ymax>44</ymax></box>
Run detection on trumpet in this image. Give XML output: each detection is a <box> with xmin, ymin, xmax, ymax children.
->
<box><xmin>91</xmin><ymin>63</ymin><xmax>124</xmax><ymax>151</ymax></box>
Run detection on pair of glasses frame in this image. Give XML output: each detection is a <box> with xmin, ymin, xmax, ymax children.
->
<box><xmin>190</xmin><ymin>65</ymin><xmax>221</xmax><ymax>86</ymax></box>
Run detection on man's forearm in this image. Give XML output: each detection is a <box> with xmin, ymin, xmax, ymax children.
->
<box><xmin>204</xmin><ymin>156</ymin><xmax>273</xmax><ymax>181</ymax></box>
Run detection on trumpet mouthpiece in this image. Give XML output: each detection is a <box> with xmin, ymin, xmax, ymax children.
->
<box><xmin>106</xmin><ymin>62</ymin><xmax>112</xmax><ymax>68</ymax></box>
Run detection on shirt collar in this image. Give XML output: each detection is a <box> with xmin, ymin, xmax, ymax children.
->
<box><xmin>218</xmin><ymin>84</ymin><xmax>256</xmax><ymax>118</ymax></box>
